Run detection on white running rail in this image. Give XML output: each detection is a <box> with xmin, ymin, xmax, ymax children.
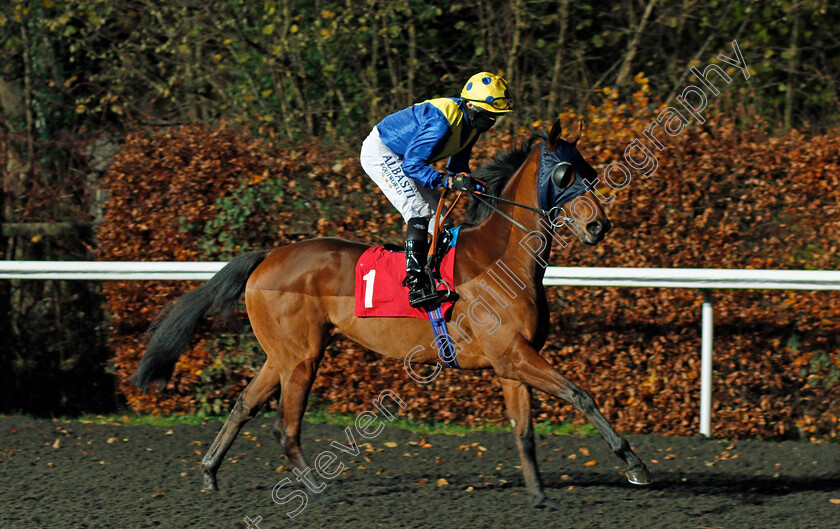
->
<box><xmin>4</xmin><ymin>261</ymin><xmax>840</xmax><ymax>436</ymax></box>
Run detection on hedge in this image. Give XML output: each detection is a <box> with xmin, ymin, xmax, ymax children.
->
<box><xmin>99</xmin><ymin>86</ymin><xmax>840</xmax><ymax>439</ymax></box>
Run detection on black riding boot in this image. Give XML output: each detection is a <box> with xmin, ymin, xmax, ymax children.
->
<box><xmin>403</xmin><ymin>217</ymin><xmax>446</xmax><ymax>308</ymax></box>
<box><xmin>429</xmin><ymin>224</ymin><xmax>459</xmax><ymax>303</ymax></box>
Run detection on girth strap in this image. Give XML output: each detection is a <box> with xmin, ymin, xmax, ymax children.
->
<box><xmin>426</xmin><ymin>304</ymin><xmax>460</xmax><ymax>368</ymax></box>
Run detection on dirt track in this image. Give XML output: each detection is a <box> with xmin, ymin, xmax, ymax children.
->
<box><xmin>2</xmin><ymin>415</ymin><xmax>840</xmax><ymax>529</ymax></box>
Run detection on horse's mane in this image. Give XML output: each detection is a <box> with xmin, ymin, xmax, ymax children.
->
<box><xmin>465</xmin><ymin>135</ymin><xmax>544</xmax><ymax>225</ymax></box>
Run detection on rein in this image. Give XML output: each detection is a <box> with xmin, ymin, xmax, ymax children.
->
<box><xmin>469</xmin><ymin>177</ymin><xmax>573</xmax><ymax>234</ymax></box>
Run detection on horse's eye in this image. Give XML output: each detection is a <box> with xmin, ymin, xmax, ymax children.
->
<box><xmin>550</xmin><ymin>162</ymin><xmax>575</xmax><ymax>189</ymax></box>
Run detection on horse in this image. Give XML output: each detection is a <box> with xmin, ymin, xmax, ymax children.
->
<box><xmin>131</xmin><ymin>119</ymin><xmax>651</xmax><ymax>509</ymax></box>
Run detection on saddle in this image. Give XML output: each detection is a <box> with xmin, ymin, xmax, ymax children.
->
<box><xmin>354</xmin><ymin>227</ymin><xmax>459</xmax><ymax>320</ymax></box>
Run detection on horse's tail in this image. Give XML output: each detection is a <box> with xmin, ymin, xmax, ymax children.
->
<box><xmin>131</xmin><ymin>250</ymin><xmax>271</xmax><ymax>391</ymax></box>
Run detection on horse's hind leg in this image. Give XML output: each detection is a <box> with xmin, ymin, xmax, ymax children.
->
<box><xmin>495</xmin><ymin>338</ymin><xmax>651</xmax><ymax>486</ymax></box>
<box><xmin>201</xmin><ymin>361</ymin><xmax>281</xmax><ymax>491</ymax></box>
<box><xmin>272</xmin><ymin>357</ymin><xmax>322</xmax><ymax>472</ymax></box>
<box><xmin>271</xmin><ymin>349</ymin><xmax>350</xmax><ymax>503</ymax></box>
<box><xmin>500</xmin><ymin>378</ymin><xmax>557</xmax><ymax>509</ymax></box>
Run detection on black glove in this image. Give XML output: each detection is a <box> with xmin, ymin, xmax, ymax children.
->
<box><xmin>447</xmin><ymin>172</ymin><xmax>478</xmax><ymax>193</ymax></box>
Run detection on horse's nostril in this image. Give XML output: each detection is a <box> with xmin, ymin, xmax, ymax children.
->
<box><xmin>586</xmin><ymin>221</ymin><xmax>601</xmax><ymax>236</ymax></box>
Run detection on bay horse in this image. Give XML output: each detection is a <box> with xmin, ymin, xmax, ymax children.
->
<box><xmin>132</xmin><ymin>119</ymin><xmax>651</xmax><ymax>509</ymax></box>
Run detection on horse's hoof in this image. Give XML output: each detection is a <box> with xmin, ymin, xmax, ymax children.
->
<box><xmin>625</xmin><ymin>466</ymin><xmax>652</xmax><ymax>485</ymax></box>
<box><xmin>314</xmin><ymin>491</ymin><xmax>351</xmax><ymax>504</ymax></box>
<box><xmin>531</xmin><ymin>495</ymin><xmax>561</xmax><ymax>510</ymax></box>
<box><xmin>202</xmin><ymin>474</ymin><xmax>219</xmax><ymax>492</ymax></box>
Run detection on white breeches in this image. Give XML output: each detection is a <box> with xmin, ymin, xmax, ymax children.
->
<box><xmin>360</xmin><ymin>127</ymin><xmax>440</xmax><ymax>226</ymax></box>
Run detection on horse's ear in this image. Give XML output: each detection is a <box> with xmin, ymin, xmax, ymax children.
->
<box><xmin>546</xmin><ymin>119</ymin><xmax>563</xmax><ymax>152</ymax></box>
<box><xmin>566</xmin><ymin>120</ymin><xmax>584</xmax><ymax>146</ymax></box>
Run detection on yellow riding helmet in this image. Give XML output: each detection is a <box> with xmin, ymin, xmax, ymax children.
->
<box><xmin>460</xmin><ymin>72</ymin><xmax>514</xmax><ymax>113</ymax></box>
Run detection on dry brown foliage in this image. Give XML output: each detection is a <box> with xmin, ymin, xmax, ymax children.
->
<box><xmin>100</xmin><ymin>91</ymin><xmax>840</xmax><ymax>440</ymax></box>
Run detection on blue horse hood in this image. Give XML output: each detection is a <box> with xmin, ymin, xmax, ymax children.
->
<box><xmin>536</xmin><ymin>142</ymin><xmax>598</xmax><ymax>213</ymax></box>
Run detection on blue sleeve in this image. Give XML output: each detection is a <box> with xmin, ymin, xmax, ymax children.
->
<box><xmin>446</xmin><ymin>133</ymin><xmax>479</xmax><ymax>174</ymax></box>
<box><xmin>401</xmin><ymin>115</ymin><xmax>450</xmax><ymax>189</ymax></box>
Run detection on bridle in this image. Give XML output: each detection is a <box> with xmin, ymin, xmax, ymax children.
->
<box><xmin>431</xmin><ymin>186</ymin><xmax>566</xmax><ymax>248</ymax></box>
<box><xmin>428</xmin><ymin>149</ymin><xmax>580</xmax><ymax>253</ymax></box>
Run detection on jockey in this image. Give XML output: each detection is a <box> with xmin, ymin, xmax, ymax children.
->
<box><xmin>360</xmin><ymin>72</ymin><xmax>514</xmax><ymax>308</ymax></box>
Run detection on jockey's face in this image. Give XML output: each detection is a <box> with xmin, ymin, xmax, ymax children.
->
<box><xmin>466</xmin><ymin>102</ymin><xmax>498</xmax><ymax>132</ymax></box>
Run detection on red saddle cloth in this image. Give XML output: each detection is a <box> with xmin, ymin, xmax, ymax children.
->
<box><xmin>354</xmin><ymin>246</ymin><xmax>456</xmax><ymax>319</ymax></box>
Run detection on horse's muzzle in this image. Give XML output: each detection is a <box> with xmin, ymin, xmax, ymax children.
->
<box><xmin>582</xmin><ymin>219</ymin><xmax>611</xmax><ymax>245</ymax></box>
<box><xmin>586</xmin><ymin>220</ymin><xmax>610</xmax><ymax>236</ymax></box>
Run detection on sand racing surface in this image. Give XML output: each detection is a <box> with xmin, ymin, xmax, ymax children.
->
<box><xmin>2</xmin><ymin>415</ymin><xmax>840</xmax><ymax>528</ymax></box>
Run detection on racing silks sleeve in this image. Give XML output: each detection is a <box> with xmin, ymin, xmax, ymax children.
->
<box><xmin>400</xmin><ymin>114</ymin><xmax>452</xmax><ymax>189</ymax></box>
<box><xmin>445</xmin><ymin>132</ymin><xmax>479</xmax><ymax>175</ymax></box>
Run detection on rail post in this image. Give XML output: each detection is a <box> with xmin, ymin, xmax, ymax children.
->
<box><xmin>700</xmin><ymin>290</ymin><xmax>714</xmax><ymax>436</ymax></box>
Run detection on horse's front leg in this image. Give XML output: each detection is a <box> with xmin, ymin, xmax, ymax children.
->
<box><xmin>500</xmin><ymin>378</ymin><xmax>560</xmax><ymax>509</ymax></box>
<box><xmin>494</xmin><ymin>337</ymin><xmax>651</xmax><ymax>486</ymax></box>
